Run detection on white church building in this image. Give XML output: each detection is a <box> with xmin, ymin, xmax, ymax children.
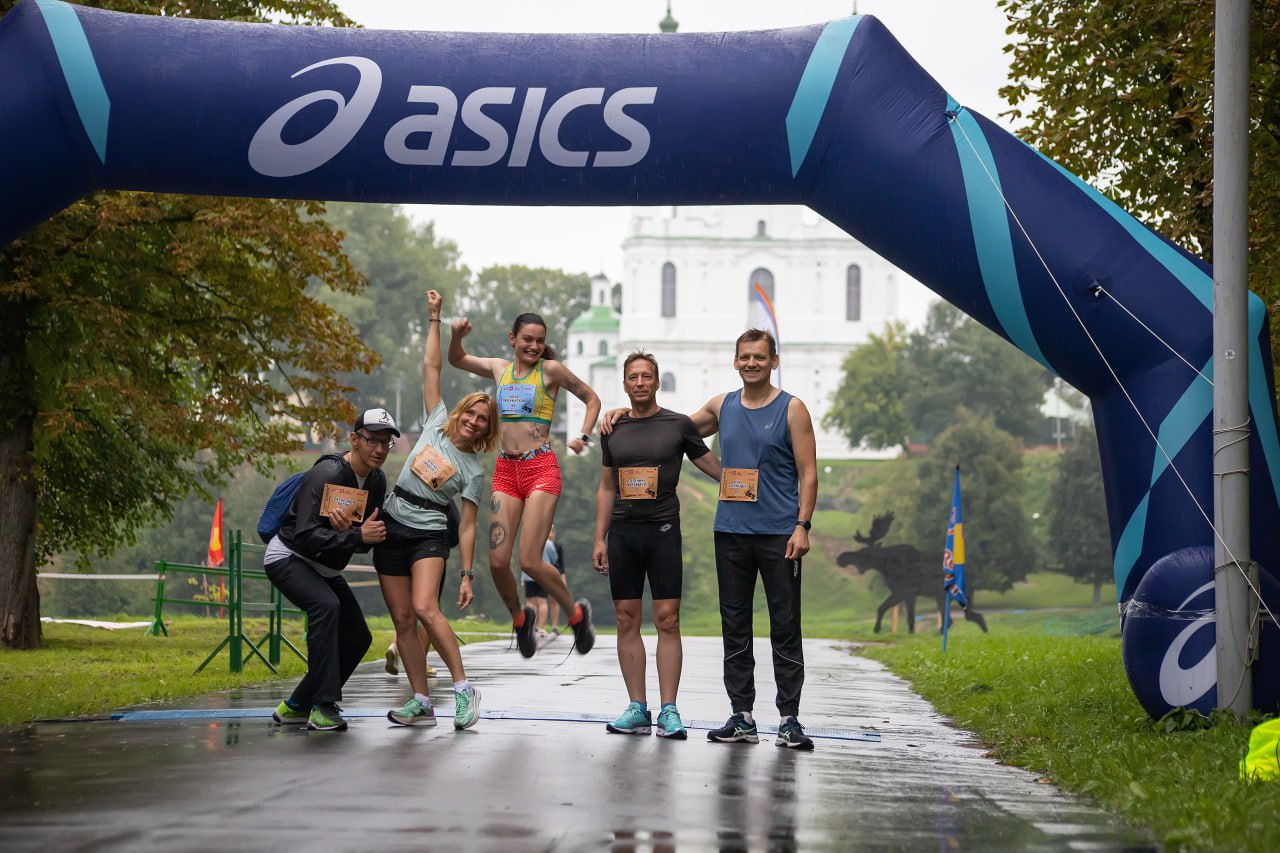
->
<box><xmin>565</xmin><ymin>205</ymin><xmax>936</xmax><ymax>459</ymax></box>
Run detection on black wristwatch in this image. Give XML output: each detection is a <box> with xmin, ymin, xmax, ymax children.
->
<box><xmin>796</xmin><ymin>520</ymin><xmax>812</xmax><ymax>531</ymax></box>
<box><xmin>578</xmin><ymin>432</ymin><xmax>594</xmax><ymax>446</ymax></box>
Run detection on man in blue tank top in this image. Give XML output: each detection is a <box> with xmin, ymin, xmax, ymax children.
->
<box><xmin>691</xmin><ymin>329</ymin><xmax>819</xmax><ymax>750</ymax></box>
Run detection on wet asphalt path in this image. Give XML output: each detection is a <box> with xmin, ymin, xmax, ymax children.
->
<box><xmin>0</xmin><ymin>635</ymin><xmax>1151</xmax><ymax>851</ymax></box>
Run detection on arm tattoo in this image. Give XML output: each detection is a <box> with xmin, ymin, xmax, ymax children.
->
<box><xmin>560</xmin><ymin>374</ymin><xmax>588</xmax><ymax>399</ymax></box>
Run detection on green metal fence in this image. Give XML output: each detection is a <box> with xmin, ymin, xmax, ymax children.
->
<box><xmin>146</xmin><ymin>529</ymin><xmax>306</xmax><ymax>673</ymax></box>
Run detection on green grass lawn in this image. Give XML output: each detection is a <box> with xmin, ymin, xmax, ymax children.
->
<box><xmin>859</xmin><ymin>630</ymin><xmax>1280</xmax><ymax>851</ymax></box>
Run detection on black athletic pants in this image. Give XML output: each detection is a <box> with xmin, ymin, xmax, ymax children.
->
<box><xmin>713</xmin><ymin>532</ymin><xmax>805</xmax><ymax>718</ymax></box>
<box><xmin>265</xmin><ymin>555</ymin><xmax>372</xmax><ymax>708</ymax></box>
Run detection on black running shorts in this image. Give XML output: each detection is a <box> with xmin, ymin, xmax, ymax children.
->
<box><xmin>606</xmin><ymin>519</ymin><xmax>683</xmax><ymax>601</ymax></box>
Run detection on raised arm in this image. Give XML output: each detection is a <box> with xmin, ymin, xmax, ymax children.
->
<box><xmin>592</xmin><ymin>465</ymin><xmax>617</xmax><ymax>575</ymax></box>
<box><xmin>422</xmin><ymin>290</ymin><xmax>443</xmax><ymax>412</ymax></box>
<box><xmin>787</xmin><ymin>396</ymin><xmax>818</xmax><ymax>560</ymax></box>
<box><xmin>544</xmin><ymin>360</ymin><xmax>601</xmax><ymax>454</ymax></box>
<box><xmin>448</xmin><ymin>317</ymin><xmax>507</xmax><ymax>382</ymax></box>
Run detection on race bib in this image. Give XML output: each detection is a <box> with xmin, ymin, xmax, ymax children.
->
<box><xmin>411</xmin><ymin>445</ymin><xmax>458</xmax><ymax>490</ymax></box>
<box><xmin>319</xmin><ymin>484</ymin><xmax>369</xmax><ymax>521</ymax></box>
<box><xmin>618</xmin><ymin>467</ymin><xmax>659</xmax><ymax>500</ymax></box>
<box><xmin>719</xmin><ymin>468</ymin><xmax>759</xmax><ymax>502</ymax></box>
<box><xmin>497</xmin><ymin>383</ymin><xmax>536</xmax><ymax>417</ymax></box>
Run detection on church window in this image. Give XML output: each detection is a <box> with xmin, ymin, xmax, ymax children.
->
<box><xmin>576</xmin><ymin>340</ymin><xmax>583</xmax><ymax>355</ymax></box>
<box><xmin>749</xmin><ymin>268</ymin><xmax>775</xmax><ymax>304</ymax></box>
<box><xmin>661</xmin><ymin>262</ymin><xmax>676</xmax><ymax>317</ymax></box>
<box><xmin>598</xmin><ymin>340</ymin><xmax>609</xmax><ymax>356</ymax></box>
<box><xmin>846</xmin><ymin>265</ymin><xmax>862</xmax><ymax>321</ymax></box>
<box><xmin>756</xmin><ymin>219</ymin><xmax>767</xmax><ymax>237</ymax></box>
<box><xmin>662</xmin><ymin>372</ymin><xmax>676</xmax><ymax>392</ymax></box>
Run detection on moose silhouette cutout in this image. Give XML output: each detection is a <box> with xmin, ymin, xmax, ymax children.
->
<box><xmin>837</xmin><ymin>512</ymin><xmax>988</xmax><ymax>634</ymax></box>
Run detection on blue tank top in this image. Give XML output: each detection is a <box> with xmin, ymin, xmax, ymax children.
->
<box><xmin>714</xmin><ymin>389</ymin><xmax>798</xmax><ymax>534</ymax></box>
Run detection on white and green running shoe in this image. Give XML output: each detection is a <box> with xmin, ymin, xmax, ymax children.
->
<box><xmin>388</xmin><ymin>697</ymin><xmax>437</xmax><ymax>727</ymax></box>
<box><xmin>453</xmin><ymin>685</ymin><xmax>481</xmax><ymax>730</ymax></box>
<box><xmin>606</xmin><ymin>701</ymin><xmax>652</xmax><ymax>735</ymax></box>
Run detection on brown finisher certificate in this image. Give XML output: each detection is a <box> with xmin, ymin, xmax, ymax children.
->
<box><xmin>319</xmin><ymin>483</ymin><xmax>369</xmax><ymax>522</ymax></box>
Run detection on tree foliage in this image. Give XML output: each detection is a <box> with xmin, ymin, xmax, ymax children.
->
<box><xmin>1046</xmin><ymin>426</ymin><xmax>1112</xmax><ymax>604</ymax></box>
<box><xmin>0</xmin><ymin>0</ymin><xmax>364</xmax><ymax>649</ymax></box>
<box><xmin>825</xmin><ymin>302</ymin><xmax>1051</xmax><ymax>451</ymax></box>
<box><xmin>318</xmin><ymin>204</ymin><xmax>474</xmax><ymax>432</ymax></box>
<box><xmin>899</xmin><ymin>409</ymin><xmax>1038</xmax><ymax>594</ymax></box>
<box><xmin>999</xmin><ymin>0</ymin><xmax>1280</xmax><ymax>343</ymax></box>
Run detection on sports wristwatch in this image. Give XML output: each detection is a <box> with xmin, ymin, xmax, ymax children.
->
<box><xmin>796</xmin><ymin>520</ymin><xmax>812</xmax><ymax>531</ymax></box>
<box><xmin>460</xmin><ymin>569</ymin><xmax>476</xmax><ymax>579</ymax></box>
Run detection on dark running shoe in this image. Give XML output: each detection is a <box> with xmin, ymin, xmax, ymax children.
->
<box><xmin>515</xmin><ymin>604</ymin><xmax>538</xmax><ymax>658</ymax></box>
<box><xmin>707</xmin><ymin>712</ymin><xmax>759</xmax><ymax>744</ymax></box>
<box><xmin>569</xmin><ymin>598</ymin><xmax>596</xmax><ymax>654</ymax></box>
<box><xmin>307</xmin><ymin>702</ymin><xmax>347</xmax><ymax>732</ymax></box>
<box><xmin>776</xmin><ymin>718</ymin><xmax>815</xmax><ymax>750</ymax></box>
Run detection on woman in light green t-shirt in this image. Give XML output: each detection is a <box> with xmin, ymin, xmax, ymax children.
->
<box><xmin>374</xmin><ymin>290</ymin><xmax>499</xmax><ymax>730</ymax></box>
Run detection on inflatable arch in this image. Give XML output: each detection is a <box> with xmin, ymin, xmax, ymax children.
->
<box><xmin>2</xmin><ymin>0</ymin><xmax>1277</xmax><ymax>714</ymax></box>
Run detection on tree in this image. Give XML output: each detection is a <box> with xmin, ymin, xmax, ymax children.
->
<box><xmin>824</xmin><ymin>302</ymin><xmax>1050</xmax><ymax>451</ymax></box>
<box><xmin>1047</xmin><ymin>426</ymin><xmax>1112</xmax><ymax>604</ymax></box>
<box><xmin>318</xmin><ymin>204</ymin><xmax>475</xmax><ymax>432</ymax></box>
<box><xmin>999</xmin><ymin>0</ymin><xmax>1280</xmax><ymax>359</ymax></box>
<box><xmin>0</xmin><ymin>0</ymin><xmax>365</xmax><ymax>650</ymax></box>
<box><xmin>822</xmin><ymin>322</ymin><xmax>913</xmax><ymax>451</ymax></box>
<box><xmin>900</xmin><ymin>409</ymin><xmax>1038</xmax><ymax>594</ymax></box>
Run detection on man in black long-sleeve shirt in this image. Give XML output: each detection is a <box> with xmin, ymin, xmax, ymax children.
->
<box><xmin>264</xmin><ymin>408</ymin><xmax>395</xmax><ymax>731</ymax></box>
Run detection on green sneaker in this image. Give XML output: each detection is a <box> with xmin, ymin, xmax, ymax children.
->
<box><xmin>272</xmin><ymin>700</ymin><xmax>307</xmax><ymax>726</ymax></box>
<box><xmin>306</xmin><ymin>702</ymin><xmax>347</xmax><ymax>732</ymax></box>
<box><xmin>655</xmin><ymin>704</ymin><xmax>687</xmax><ymax>740</ymax></box>
<box><xmin>388</xmin><ymin>697</ymin><xmax>437</xmax><ymax>727</ymax></box>
<box><xmin>454</xmin><ymin>685</ymin><xmax>481</xmax><ymax>730</ymax></box>
<box><xmin>606</xmin><ymin>701</ymin><xmax>652</xmax><ymax>735</ymax></box>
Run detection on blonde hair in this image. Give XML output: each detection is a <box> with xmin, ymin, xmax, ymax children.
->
<box><xmin>443</xmin><ymin>392</ymin><xmax>500</xmax><ymax>453</ymax></box>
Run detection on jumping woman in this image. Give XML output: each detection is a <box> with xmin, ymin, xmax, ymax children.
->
<box><xmin>449</xmin><ymin>311</ymin><xmax>600</xmax><ymax>657</ymax></box>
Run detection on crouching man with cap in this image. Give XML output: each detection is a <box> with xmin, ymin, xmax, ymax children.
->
<box><xmin>264</xmin><ymin>408</ymin><xmax>396</xmax><ymax>731</ymax></box>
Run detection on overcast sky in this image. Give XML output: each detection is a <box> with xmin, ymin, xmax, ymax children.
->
<box><xmin>336</xmin><ymin>1</ymin><xmax>1016</xmax><ymax>281</ymax></box>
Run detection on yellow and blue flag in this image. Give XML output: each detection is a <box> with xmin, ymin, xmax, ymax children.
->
<box><xmin>942</xmin><ymin>466</ymin><xmax>967</xmax><ymax>651</ymax></box>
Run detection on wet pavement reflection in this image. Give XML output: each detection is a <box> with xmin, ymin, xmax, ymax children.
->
<box><xmin>0</xmin><ymin>636</ymin><xmax>1152</xmax><ymax>851</ymax></box>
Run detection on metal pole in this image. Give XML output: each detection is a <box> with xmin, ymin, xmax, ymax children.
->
<box><xmin>1213</xmin><ymin>0</ymin><xmax>1254</xmax><ymax>718</ymax></box>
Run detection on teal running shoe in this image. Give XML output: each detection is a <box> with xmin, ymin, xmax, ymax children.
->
<box><xmin>388</xmin><ymin>697</ymin><xmax>437</xmax><ymax>727</ymax></box>
<box><xmin>306</xmin><ymin>702</ymin><xmax>347</xmax><ymax>732</ymax></box>
<box><xmin>655</xmin><ymin>704</ymin><xmax>687</xmax><ymax>740</ymax></box>
<box><xmin>454</xmin><ymin>685</ymin><xmax>481</xmax><ymax>730</ymax></box>
<box><xmin>606</xmin><ymin>701</ymin><xmax>652</xmax><ymax>735</ymax></box>
<box><xmin>707</xmin><ymin>712</ymin><xmax>758</xmax><ymax>743</ymax></box>
<box><xmin>272</xmin><ymin>700</ymin><xmax>307</xmax><ymax>726</ymax></box>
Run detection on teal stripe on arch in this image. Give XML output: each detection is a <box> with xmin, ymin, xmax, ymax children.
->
<box><xmin>1114</xmin><ymin>363</ymin><xmax>1214</xmax><ymax>596</ymax></box>
<box><xmin>1151</xmin><ymin>361</ymin><xmax>1213</xmax><ymax>487</ymax></box>
<box><xmin>1248</xmin><ymin>293</ymin><xmax>1280</xmax><ymax>505</ymax></box>
<box><xmin>785</xmin><ymin>16</ymin><xmax>861</xmax><ymax>178</ymax></box>
<box><xmin>1113</xmin><ymin>493</ymin><xmax>1150</xmax><ymax>594</ymax></box>
<box><xmin>34</xmin><ymin>0</ymin><xmax>110</xmax><ymax>164</ymax></box>
<box><xmin>947</xmin><ymin>99</ymin><xmax>1051</xmax><ymax>371</ymax></box>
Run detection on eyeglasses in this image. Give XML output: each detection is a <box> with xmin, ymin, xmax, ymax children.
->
<box><xmin>356</xmin><ymin>431</ymin><xmax>396</xmax><ymax>449</ymax></box>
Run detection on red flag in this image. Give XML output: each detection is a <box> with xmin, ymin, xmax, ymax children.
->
<box><xmin>207</xmin><ymin>498</ymin><xmax>224</xmax><ymax>567</ymax></box>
